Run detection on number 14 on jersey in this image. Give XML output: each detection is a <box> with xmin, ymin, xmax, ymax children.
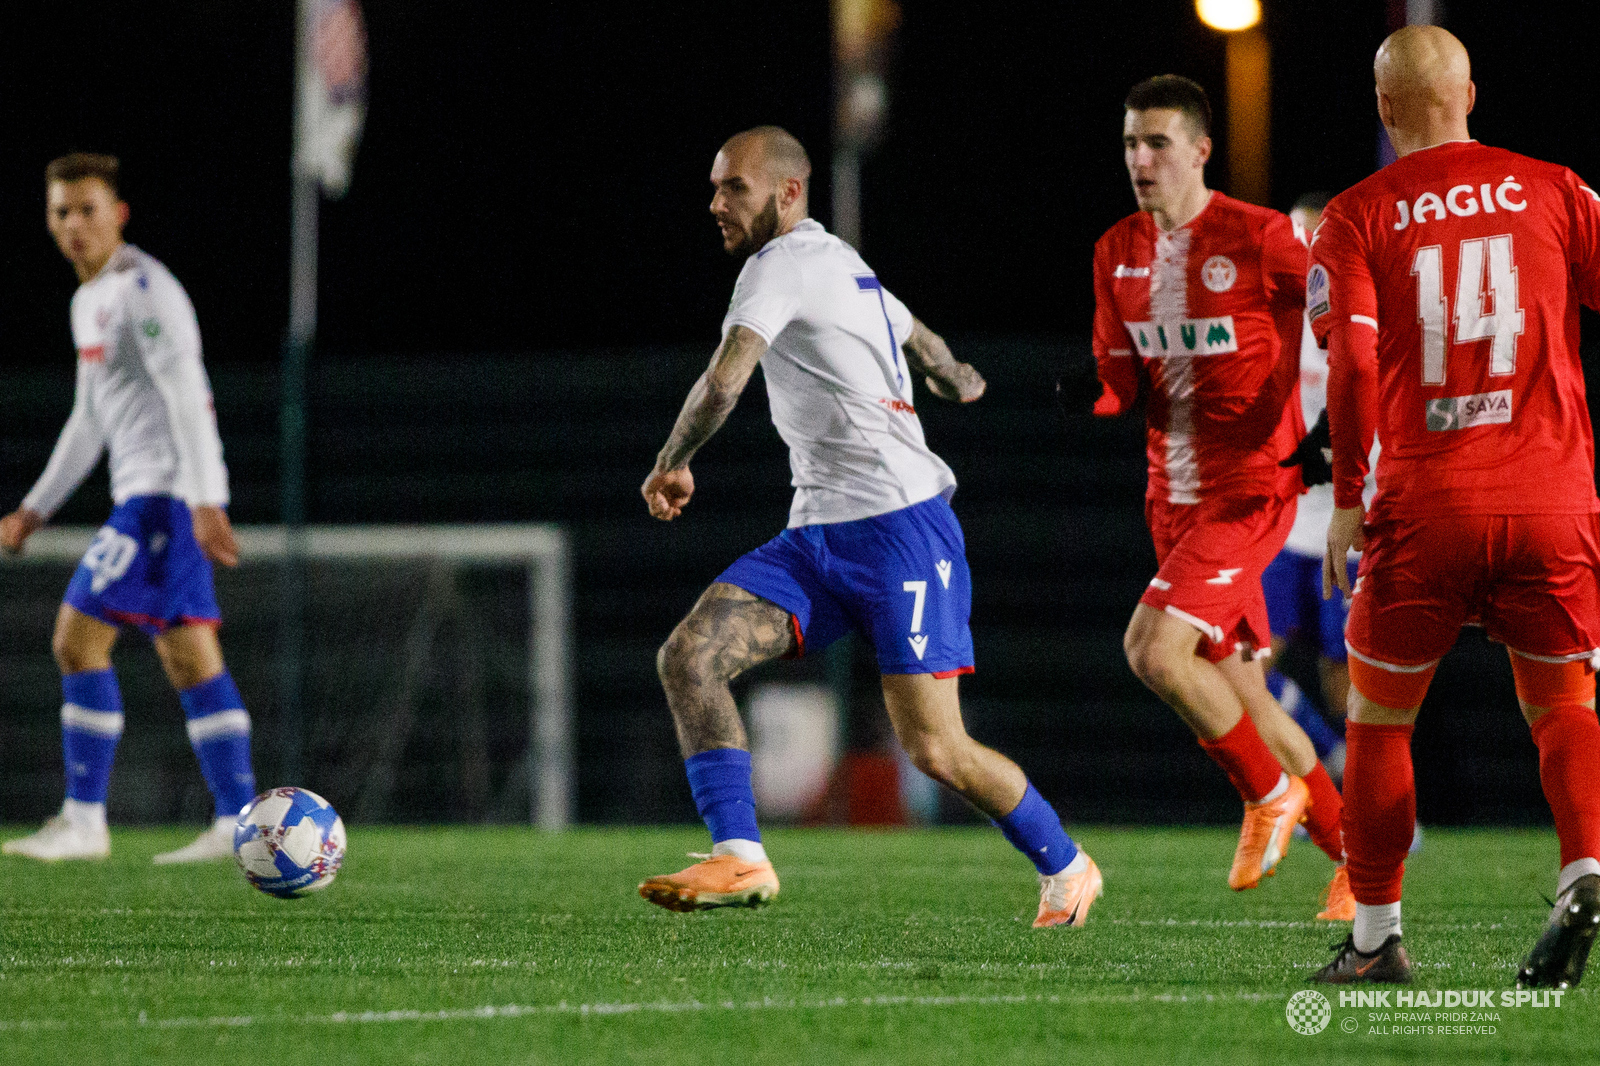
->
<box><xmin>1411</xmin><ymin>234</ymin><xmax>1525</xmax><ymax>385</ymax></box>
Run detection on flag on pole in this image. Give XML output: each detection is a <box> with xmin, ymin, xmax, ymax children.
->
<box><xmin>294</xmin><ymin>0</ymin><xmax>368</xmax><ymax>199</ymax></box>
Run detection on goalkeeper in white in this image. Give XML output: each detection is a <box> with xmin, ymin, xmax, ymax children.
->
<box><xmin>0</xmin><ymin>154</ymin><xmax>258</xmax><ymax>864</ymax></box>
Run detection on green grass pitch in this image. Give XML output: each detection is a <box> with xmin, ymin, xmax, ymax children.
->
<box><xmin>0</xmin><ymin>825</ymin><xmax>1590</xmax><ymax>1065</ymax></box>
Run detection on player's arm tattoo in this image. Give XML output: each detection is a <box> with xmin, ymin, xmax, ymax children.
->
<box><xmin>657</xmin><ymin>583</ymin><xmax>797</xmax><ymax>756</ymax></box>
<box><xmin>902</xmin><ymin>318</ymin><xmax>985</xmax><ymax>402</ymax></box>
<box><xmin>655</xmin><ymin>325</ymin><xmax>769</xmax><ymax>471</ymax></box>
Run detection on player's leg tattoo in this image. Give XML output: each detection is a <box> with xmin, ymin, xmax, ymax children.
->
<box><xmin>657</xmin><ymin>582</ymin><xmax>796</xmax><ymax>757</ymax></box>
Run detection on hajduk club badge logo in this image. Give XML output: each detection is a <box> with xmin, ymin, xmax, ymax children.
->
<box><xmin>1286</xmin><ymin>989</ymin><xmax>1332</xmax><ymax>1035</ymax></box>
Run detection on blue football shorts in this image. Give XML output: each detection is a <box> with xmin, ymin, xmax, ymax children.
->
<box><xmin>1261</xmin><ymin>547</ymin><xmax>1358</xmax><ymax>662</ymax></box>
<box><xmin>63</xmin><ymin>494</ymin><xmax>221</xmax><ymax>637</ymax></box>
<box><xmin>716</xmin><ymin>493</ymin><xmax>975</xmax><ymax>676</ymax></box>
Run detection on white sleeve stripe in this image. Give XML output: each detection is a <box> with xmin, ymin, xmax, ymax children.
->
<box><xmin>1107</xmin><ymin>348</ymin><xmax>1133</xmax><ymax>356</ymax></box>
<box><xmin>61</xmin><ymin>704</ymin><xmax>125</xmax><ymax>737</ymax></box>
<box><xmin>185</xmin><ymin>709</ymin><xmax>251</xmax><ymax>743</ymax></box>
<box><xmin>1350</xmin><ymin>315</ymin><xmax>1378</xmax><ymax>329</ymax></box>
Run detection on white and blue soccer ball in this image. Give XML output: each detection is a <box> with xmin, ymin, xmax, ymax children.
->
<box><xmin>233</xmin><ymin>787</ymin><xmax>346</xmax><ymax>898</ymax></box>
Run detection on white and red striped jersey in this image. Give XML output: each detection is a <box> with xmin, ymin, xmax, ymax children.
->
<box><xmin>22</xmin><ymin>244</ymin><xmax>229</xmax><ymax>519</ymax></box>
<box><xmin>1092</xmin><ymin>192</ymin><xmax>1307</xmax><ymax>504</ymax></box>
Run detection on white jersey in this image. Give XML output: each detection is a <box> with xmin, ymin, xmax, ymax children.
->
<box><xmin>22</xmin><ymin>244</ymin><xmax>228</xmax><ymax>519</ymax></box>
<box><xmin>1284</xmin><ymin>313</ymin><xmax>1376</xmax><ymax>557</ymax></box>
<box><xmin>721</xmin><ymin>218</ymin><xmax>956</xmax><ymax>527</ymax></box>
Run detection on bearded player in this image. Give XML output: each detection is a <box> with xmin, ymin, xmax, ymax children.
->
<box><xmin>637</xmin><ymin>127</ymin><xmax>1101</xmax><ymax>928</ymax></box>
<box><xmin>0</xmin><ymin>154</ymin><xmax>257</xmax><ymax>864</ymax></box>
<box><xmin>1060</xmin><ymin>76</ymin><xmax>1351</xmax><ymax>918</ymax></box>
<box><xmin>1310</xmin><ymin>27</ymin><xmax>1600</xmax><ymax>986</ymax></box>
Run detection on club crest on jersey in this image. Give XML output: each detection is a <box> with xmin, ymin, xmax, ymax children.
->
<box><xmin>1426</xmin><ymin>389</ymin><xmax>1512</xmax><ymax>431</ymax></box>
<box><xmin>1307</xmin><ymin>264</ymin><xmax>1330</xmax><ymax>321</ymax></box>
<box><xmin>1201</xmin><ymin>256</ymin><xmax>1237</xmax><ymax>293</ymax></box>
<box><xmin>1124</xmin><ymin>316</ymin><xmax>1238</xmax><ymax>357</ymax></box>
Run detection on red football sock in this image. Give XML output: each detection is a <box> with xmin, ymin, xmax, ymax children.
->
<box><xmin>1301</xmin><ymin>762</ymin><xmax>1345</xmax><ymax>863</ymax></box>
<box><xmin>1197</xmin><ymin>713</ymin><xmax>1282</xmax><ymax>803</ymax></box>
<box><xmin>1343</xmin><ymin>722</ymin><xmax>1414</xmax><ymax>905</ymax></box>
<box><xmin>1529</xmin><ymin>705</ymin><xmax>1600</xmax><ymax>869</ymax></box>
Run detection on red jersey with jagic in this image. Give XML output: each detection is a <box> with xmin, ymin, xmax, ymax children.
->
<box><xmin>1092</xmin><ymin>192</ymin><xmax>1307</xmax><ymax>505</ymax></box>
<box><xmin>1310</xmin><ymin>140</ymin><xmax>1600</xmax><ymax>517</ymax></box>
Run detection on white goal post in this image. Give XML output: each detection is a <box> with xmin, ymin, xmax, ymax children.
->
<box><xmin>6</xmin><ymin>524</ymin><xmax>574</xmax><ymax>830</ymax></box>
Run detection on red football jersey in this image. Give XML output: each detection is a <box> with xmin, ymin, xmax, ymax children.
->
<box><xmin>1092</xmin><ymin>192</ymin><xmax>1306</xmax><ymax>505</ymax></box>
<box><xmin>1310</xmin><ymin>140</ymin><xmax>1600</xmax><ymax>517</ymax></box>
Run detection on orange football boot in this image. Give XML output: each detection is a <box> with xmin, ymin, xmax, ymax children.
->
<box><xmin>638</xmin><ymin>853</ymin><xmax>780</xmax><ymax>912</ymax></box>
<box><xmin>1034</xmin><ymin>855</ymin><xmax>1103</xmax><ymax>928</ymax></box>
<box><xmin>1227</xmin><ymin>775</ymin><xmax>1310</xmax><ymax>890</ymax></box>
<box><xmin>1317</xmin><ymin>864</ymin><xmax>1356</xmax><ymax>921</ymax></box>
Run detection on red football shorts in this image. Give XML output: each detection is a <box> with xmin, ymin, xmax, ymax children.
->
<box><xmin>1346</xmin><ymin>512</ymin><xmax>1600</xmax><ymax>672</ymax></box>
<box><xmin>1140</xmin><ymin>492</ymin><xmax>1297</xmax><ymax>663</ymax></box>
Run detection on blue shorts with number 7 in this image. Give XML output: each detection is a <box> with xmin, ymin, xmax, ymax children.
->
<box><xmin>716</xmin><ymin>493</ymin><xmax>975</xmax><ymax>676</ymax></box>
<box><xmin>63</xmin><ymin>494</ymin><xmax>221</xmax><ymax>638</ymax></box>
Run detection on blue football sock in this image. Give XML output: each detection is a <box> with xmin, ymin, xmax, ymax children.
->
<box><xmin>61</xmin><ymin>670</ymin><xmax>124</xmax><ymax>804</ymax></box>
<box><xmin>684</xmin><ymin>748</ymin><xmax>761</xmax><ymax>843</ymax></box>
<box><xmin>179</xmin><ymin>672</ymin><xmax>257</xmax><ymax>817</ymax></box>
<box><xmin>1285</xmin><ymin>695</ymin><xmax>1343</xmax><ymax>760</ymax></box>
<box><xmin>995</xmin><ymin>782</ymin><xmax>1078</xmax><ymax>876</ymax></box>
<box><xmin>1267</xmin><ymin>670</ymin><xmax>1343</xmax><ymax>760</ymax></box>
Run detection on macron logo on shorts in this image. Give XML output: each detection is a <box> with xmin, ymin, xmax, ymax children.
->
<box><xmin>1205</xmin><ymin>568</ymin><xmax>1243</xmax><ymax>586</ymax></box>
<box><xmin>936</xmin><ymin>560</ymin><xmax>952</xmax><ymax>589</ymax></box>
<box><xmin>908</xmin><ymin>634</ymin><xmax>929</xmax><ymax>660</ymax></box>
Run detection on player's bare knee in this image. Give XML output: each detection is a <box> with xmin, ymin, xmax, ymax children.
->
<box><xmin>905</xmin><ymin>735</ymin><xmax>960</xmax><ymax>788</ymax></box>
<box><xmin>52</xmin><ymin>625</ymin><xmax>107</xmax><ymax>675</ymax></box>
<box><xmin>1125</xmin><ymin>636</ymin><xmax>1182</xmax><ymax>696</ymax></box>
<box><xmin>153</xmin><ymin>643</ymin><xmax>210</xmax><ymax>691</ymax></box>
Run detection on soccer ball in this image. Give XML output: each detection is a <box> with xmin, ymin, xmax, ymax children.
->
<box><xmin>233</xmin><ymin>787</ymin><xmax>347</xmax><ymax>898</ymax></box>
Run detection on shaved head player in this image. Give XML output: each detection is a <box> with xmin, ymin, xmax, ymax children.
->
<box><xmin>1310</xmin><ymin>27</ymin><xmax>1600</xmax><ymax>986</ymax></box>
<box><xmin>638</xmin><ymin>127</ymin><xmax>1103</xmax><ymax>928</ymax></box>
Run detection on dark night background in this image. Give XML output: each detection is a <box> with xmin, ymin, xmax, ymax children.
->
<box><xmin>3</xmin><ymin>2</ymin><xmax>1599</xmax><ymax>828</ymax></box>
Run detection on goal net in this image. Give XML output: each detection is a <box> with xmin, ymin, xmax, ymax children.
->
<box><xmin>0</xmin><ymin>524</ymin><xmax>572</xmax><ymax>828</ymax></box>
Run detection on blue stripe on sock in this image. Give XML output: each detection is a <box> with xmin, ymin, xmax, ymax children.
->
<box><xmin>994</xmin><ymin>782</ymin><xmax>1077</xmax><ymax>876</ymax></box>
<box><xmin>178</xmin><ymin>672</ymin><xmax>245</xmax><ymax>719</ymax></box>
<box><xmin>63</xmin><ymin>668</ymin><xmax>122</xmax><ymax>712</ymax></box>
<box><xmin>179</xmin><ymin>671</ymin><xmax>257</xmax><ymax>817</ymax></box>
<box><xmin>62</xmin><ymin>669</ymin><xmax>122</xmax><ymax>804</ymax></box>
<box><xmin>684</xmin><ymin>748</ymin><xmax>761</xmax><ymax>844</ymax></box>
